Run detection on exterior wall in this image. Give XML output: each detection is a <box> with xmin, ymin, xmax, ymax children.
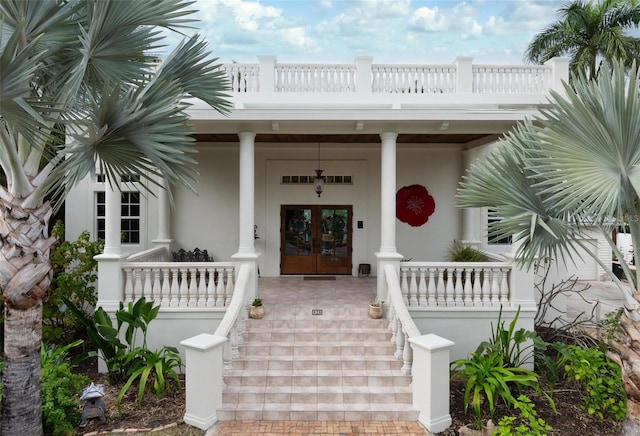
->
<box><xmin>65</xmin><ymin>173</ymin><xmax>159</xmax><ymax>256</ymax></box>
<box><xmin>166</xmin><ymin>143</ymin><xmax>464</xmax><ymax>277</ymax></box>
<box><xmin>410</xmin><ymin>307</ymin><xmax>535</xmax><ymax>362</ymax></box>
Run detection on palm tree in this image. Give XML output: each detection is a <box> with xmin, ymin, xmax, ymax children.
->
<box><xmin>524</xmin><ymin>0</ymin><xmax>640</xmax><ymax>80</ymax></box>
<box><xmin>457</xmin><ymin>61</ymin><xmax>640</xmax><ymax>432</ymax></box>
<box><xmin>0</xmin><ymin>0</ymin><xmax>231</xmax><ymax>433</ymax></box>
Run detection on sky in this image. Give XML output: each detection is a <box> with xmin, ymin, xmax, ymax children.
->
<box><xmin>161</xmin><ymin>0</ymin><xmax>572</xmax><ymax>65</ymax></box>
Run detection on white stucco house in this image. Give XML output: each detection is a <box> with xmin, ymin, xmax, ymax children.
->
<box><xmin>64</xmin><ymin>55</ymin><xmax>608</xmax><ymax>429</ymax></box>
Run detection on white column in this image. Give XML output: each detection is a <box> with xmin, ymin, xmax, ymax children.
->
<box><xmin>376</xmin><ymin>132</ymin><xmax>403</xmax><ymax>300</ymax></box>
<box><xmin>379</xmin><ymin>132</ymin><xmax>398</xmax><ymax>253</ymax></box>
<box><xmin>152</xmin><ymin>178</ymin><xmax>173</xmax><ymax>255</ymax></box>
<box><xmin>233</xmin><ymin>132</ymin><xmax>259</xmax><ymax>299</ymax></box>
<box><xmin>95</xmin><ymin>175</ymin><xmax>125</xmax><ymax>364</ymax></box>
<box><xmin>103</xmin><ymin>176</ymin><xmax>121</xmax><ymax>255</ymax></box>
<box><xmin>237</xmin><ymin>132</ymin><xmax>256</xmax><ymax>255</ymax></box>
<box><xmin>461</xmin><ymin>149</ymin><xmax>482</xmax><ymax>249</ymax></box>
<box><xmin>545</xmin><ymin>57</ymin><xmax>570</xmax><ymax>93</ymax></box>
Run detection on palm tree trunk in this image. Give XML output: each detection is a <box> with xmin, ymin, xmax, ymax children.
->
<box><xmin>606</xmin><ymin>313</ymin><xmax>640</xmax><ymax>435</ymax></box>
<box><xmin>1</xmin><ymin>303</ymin><xmax>44</xmax><ymax>436</ymax></box>
<box><xmin>0</xmin><ymin>196</ymin><xmax>56</xmax><ymax>435</ymax></box>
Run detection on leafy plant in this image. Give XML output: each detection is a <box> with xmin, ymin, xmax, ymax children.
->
<box><xmin>446</xmin><ymin>240</ymin><xmax>489</xmax><ymax>262</ymax></box>
<box><xmin>555</xmin><ymin>343</ymin><xmax>626</xmax><ymax>421</ymax></box>
<box><xmin>451</xmin><ymin>349</ymin><xmax>540</xmax><ymax>426</ymax></box>
<box><xmin>116</xmin><ymin>298</ymin><xmax>161</xmax><ymax>351</ymax></box>
<box><xmin>41</xmin><ymin>339</ymin><xmax>92</xmax><ymax>368</ymax></box>
<box><xmin>41</xmin><ymin>342</ymin><xmax>92</xmax><ymax>436</ymax></box>
<box><xmin>116</xmin><ymin>346</ymin><xmax>183</xmax><ymax>412</ymax></box>
<box><xmin>251</xmin><ymin>298</ymin><xmax>263</xmax><ymax>307</ymax></box>
<box><xmin>44</xmin><ymin>222</ymin><xmax>104</xmax><ymax>342</ymax></box>
<box><xmin>63</xmin><ymin>296</ymin><xmax>161</xmax><ymax>383</ymax></box>
<box><xmin>479</xmin><ymin>306</ymin><xmax>547</xmax><ymax>368</ymax></box>
<box><xmin>494</xmin><ymin>394</ymin><xmax>552</xmax><ymax>435</ymax></box>
<box><xmin>370</xmin><ymin>297</ymin><xmax>384</xmax><ymax>307</ymax></box>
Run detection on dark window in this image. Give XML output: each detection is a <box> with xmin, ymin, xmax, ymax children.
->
<box><xmin>96</xmin><ymin>191</ymin><xmax>141</xmax><ymax>244</ymax></box>
<box><xmin>487</xmin><ymin>209</ymin><xmax>512</xmax><ymax>245</ymax></box>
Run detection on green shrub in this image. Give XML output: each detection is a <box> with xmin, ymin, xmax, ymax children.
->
<box><xmin>451</xmin><ymin>349</ymin><xmax>540</xmax><ymax>426</ymax></box>
<box><xmin>479</xmin><ymin>306</ymin><xmax>547</xmax><ymax>368</ymax></box>
<box><xmin>556</xmin><ymin>343</ymin><xmax>626</xmax><ymax>421</ymax></box>
<box><xmin>494</xmin><ymin>395</ymin><xmax>552</xmax><ymax>435</ymax></box>
<box><xmin>446</xmin><ymin>240</ymin><xmax>489</xmax><ymax>262</ymax></box>
<box><xmin>117</xmin><ymin>346</ymin><xmax>183</xmax><ymax>412</ymax></box>
<box><xmin>41</xmin><ymin>342</ymin><xmax>91</xmax><ymax>436</ymax></box>
<box><xmin>64</xmin><ymin>296</ymin><xmax>161</xmax><ymax>384</ymax></box>
<box><xmin>45</xmin><ymin>222</ymin><xmax>104</xmax><ymax>342</ymax></box>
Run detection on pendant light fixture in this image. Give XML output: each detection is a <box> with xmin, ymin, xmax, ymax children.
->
<box><xmin>313</xmin><ymin>139</ymin><xmax>324</xmax><ymax>197</ymax></box>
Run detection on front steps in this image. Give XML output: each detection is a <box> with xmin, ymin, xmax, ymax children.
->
<box><xmin>218</xmin><ymin>307</ymin><xmax>418</xmax><ymax>421</ymax></box>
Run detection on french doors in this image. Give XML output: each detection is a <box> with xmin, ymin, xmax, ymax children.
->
<box><xmin>280</xmin><ymin>205</ymin><xmax>352</xmax><ymax>275</ymax></box>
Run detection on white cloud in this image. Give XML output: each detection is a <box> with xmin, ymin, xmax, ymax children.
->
<box><xmin>409</xmin><ymin>6</ymin><xmax>448</xmax><ymax>32</ymax></box>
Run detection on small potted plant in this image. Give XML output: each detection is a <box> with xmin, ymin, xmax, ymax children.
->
<box><xmin>369</xmin><ymin>297</ymin><xmax>384</xmax><ymax>319</ymax></box>
<box><xmin>249</xmin><ymin>298</ymin><xmax>264</xmax><ymax>319</ymax></box>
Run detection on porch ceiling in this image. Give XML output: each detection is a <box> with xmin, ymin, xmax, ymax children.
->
<box><xmin>192</xmin><ymin>132</ymin><xmax>494</xmax><ymax>145</ymax></box>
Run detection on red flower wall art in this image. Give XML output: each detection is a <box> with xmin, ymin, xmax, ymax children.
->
<box><xmin>396</xmin><ymin>184</ymin><xmax>435</xmax><ymax>227</ymax></box>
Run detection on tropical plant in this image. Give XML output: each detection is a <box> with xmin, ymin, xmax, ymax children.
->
<box><xmin>556</xmin><ymin>343</ymin><xmax>627</xmax><ymax>421</ymax></box>
<box><xmin>446</xmin><ymin>240</ymin><xmax>489</xmax><ymax>262</ymax></box>
<box><xmin>116</xmin><ymin>346</ymin><xmax>183</xmax><ymax>413</ymax></box>
<box><xmin>478</xmin><ymin>306</ymin><xmax>546</xmax><ymax>368</ymax></box>
<box><xmin>494</xmin><ymin>394</ymin><xmax>552</xmax><ymax>436</ymax></box>
<box><xmin>0</xmin><ymin>1</ymin><xmax>230</xmax><ymax>432</ymax></box>
<box><xmin>450</xmin><ymin>349</ymin><xmax>541</xmax><ymax>427</ymax></box>
<box><xmin>64</xmin><ymin>297</ymin><xmax>161</xmax><ymax>384</ymax></box>
<box><xmin>45</xmin><ymin>222</ymin><xmax>104</xmax><ymax>342</ymax></box>
<box><xmin>41</xmin><ymin>342</ymin><xmax>91</xmax><ymax>436</ymax></box>
<box><xmin>524</xmin><ymin>0</ymin><xmax>640</xmax><ymax>80</ymax></box>
<box><xmin>456</xmin><ymin>60</ymin><xmax>640</xmax><ymax>430</ymax></box>
<box><xmin>251</xmin><ymin>298</ymin><xmax>263</xmax><ymax>307</ymax></box>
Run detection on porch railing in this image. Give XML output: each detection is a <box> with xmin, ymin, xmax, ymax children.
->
<box><xmin>121</xmin><ymin>261</ymin><xmax>236</xmax><ymax>308</ymax></box>
<box><xmin>384</xmin><ymin>264</ymin><xmax>422</xmax><ymax>375</ymax></box>
<box><xmin>219</xmin><ymin>57</ymin><xmax>567</xmax><ymax>96</ymax></box>
<box><xmin>399</xmin><ymin>261</ymin><xmax>511</xmax><ymax>307</ymax></box>
<box><xmin>125</xmin><ymin>246</ymin><xmax>168</xmax><ymax>262</ymax></box>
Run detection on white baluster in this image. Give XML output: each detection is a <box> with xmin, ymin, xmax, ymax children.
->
<box><xmin>500</xmin><ymin>267</ymin><xmax>510</xmax><ymax>304</ymax></box>
<box><xmin>418</xmin><ymin>268</ymin><xmax>427</xmax><ymax>306</ymax></box>
<box><xmin>472</xmin><ymin>267</ymin><xmax>482</xmax><ymax>306</ymax></box>
<box><xmin>230</xmin><ymin>324</ymin><xmax>240</xmax><ymax>360</ymax></box>
<box><xmin>394</xmin><ymin>319</ymin><xmax>404</xmax><ymax>360</ymax></box>
<box><xmin>491</xmin><ymin>268</ymin><xmax>500</xmax><ymax>305</ymax></box>
<box><xmin>409</xmin><ymin>268</ymin><xmax>418</xmax><ymax>306</ymax></box>
<box><xmin>401</xmin><ymin>331</ymin><xmax>412</xmax><ymax>375</ymax></box>
<box><xmin>481</xmin><ymin>267</ymin><xmax>491</xmax><ymax>306</ymax></box>
<box><xmin>223</xmin><ymin>340</ymin><xmax>233</xmax><ymax>372</ymax></box>
<box><xmin>178</xmin><ymin>267</ymin><xmax>188</xmax><ymax>307</ymax></box>
<box><xmin>124</xmin><ymin>268</ymin><xmax>134</xmax><ymax>303</ymax></box>
<box><xmin>389</xmin><ymin>308</ymin><xmax>398</xmax><ymax>345</ymax></box>
<box><xmin>197</xmin><ymin>267</ymin><xmax>207</xmax><ymax>307</ymax></box>
<box><xmin>445</xmin><ymin>268</ymin><xmax>455</xmax><ymax>306</ymax></box>
<box><xmin>401</xmin><ymin>273</ymin><xmax>409</xmax><ymax>306</ymax></box>
<box><xmin>161</xmin><ymin>269</ymin><xmax>170</xmax><ymax>307</ymax></box>
<box><xmin>206</xmin><ymin>268</ymin><xmax>215</xmax><ymax>307</ymax></box>
<box><xmin>436</xmin><ymin>268</ymin><xmax>446</xmax><ymax>306</ymax></box>
<box><xmin>151</xmin><ymin>268</ymin><xmax>162</xmax><ymax>302</ymax></box>
<box><xmin>427</xmin><ymin>268</ymin><xmax>437</xmax><ymax>306</ymax></box>
<box><xmin>133</xmin><ymin>268</ymin><xmax>143</xmax><ymax>301</ymax></box>
<box><xmin>225</xmin><ymin>267</ymin><xmax>234</xmax><ymax>306</ymax></box>
<box><xmin>463</xmin><ymin>268</ymin><xmax>473</xmax><ymax>306</ymax></box>
<box><xmin>215</xmin><ymin>268</ymin><xmax>225</xmax><ymax>307</ymax></box>
<box><xmin>170</xmin><ymin>267</ymin><xmax>179</xmax><ymax>307</ymax></box>
<box><xmin>454</xmin><ymin>268</ymin><xmax>464</xmax><ymax>306</ymax></box>
<box><xmin>187</xmin><ymin>267</ymin><xmax>198</xmax><ymax>307</ymax></box>
<box><xmin>143</xmin><ymin>268</ymin><xmax>153</xmax><ymax>302</ymax></box>
<box><xmin>400</xmin><ymin>268</ymin><xmax>409</xmax><ymax>301</ymax></box>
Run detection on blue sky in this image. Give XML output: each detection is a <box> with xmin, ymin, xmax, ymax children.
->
<box><xmin>163</xmin><ymin>0</ymin><xmax>572</xmax><ymax>65</ymax></box>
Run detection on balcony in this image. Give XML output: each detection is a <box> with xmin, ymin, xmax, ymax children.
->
<box><xmin>205</xmin><ymin>56</ymin><xmax>569</xmax><ymax>113</ymax></box>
